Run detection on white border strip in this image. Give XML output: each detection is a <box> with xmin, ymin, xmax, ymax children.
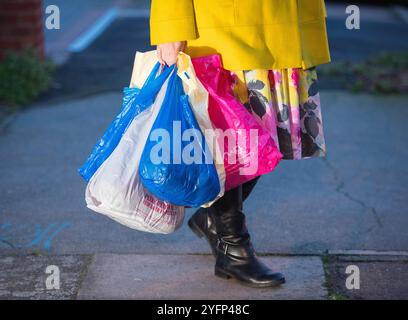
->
<box><xmin>69</xmin><ymin>7</ymin><xmax>119</xmax><ymax>53</ymax></box>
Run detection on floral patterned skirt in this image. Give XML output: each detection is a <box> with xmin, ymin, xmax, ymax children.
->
<box><xmin>232</xmin><ymin>68</ymin><xmax>326</xmax><ymax>160</ymax></box>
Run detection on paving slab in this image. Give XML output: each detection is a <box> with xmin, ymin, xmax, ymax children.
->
<box><xmin>77</xmin><ymin>254</ymin><xmax>327</xmax><ymax>300</ymax></box>
<box><xmin>325</xmin><ymin>255</ymin><xmax>408</xmax><ymax>300</ymax></box>
<box><xmin>0</xmin><ymin>254</ymin><xmax>91</xmax><ymax>300</ymax></box>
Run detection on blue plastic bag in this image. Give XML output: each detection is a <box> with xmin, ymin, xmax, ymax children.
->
<box><xmin>78</xmin><ymin>63</ymin><xmax>174</xmax><ymax>181</ymax></box>
<box><xmin>139</xmin><ymin>70</ymin><xmax>221</xmax><ymax>207</ymax></box>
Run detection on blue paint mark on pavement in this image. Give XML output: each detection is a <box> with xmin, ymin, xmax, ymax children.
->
<box><xmin>0</xmin><ymin>222</ymin><xmax>72</xmax><ymax>250</ymax></box>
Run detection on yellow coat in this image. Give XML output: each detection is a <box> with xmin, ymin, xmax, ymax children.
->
<box><xmin>150</xmin><ymin>0</ymin><xmax>331</xmax><ymax>70</ymax></box>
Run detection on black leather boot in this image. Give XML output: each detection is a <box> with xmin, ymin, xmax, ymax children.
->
<box><xmin>188</xmin><ymin>177</ymin><xmax>260</xmax><ymax>256</ymax></box>
<box><xmin>212</xmin><ymin>185</ymin><xmax>285</xmax><ymax>288</ymax></box>
<box><xmin>242</xmin><ymin>176</ymin><xmax>260</xmax><ymax>202</ymax></box>
<box><xmin>187</xmin><ymin>206</ymin><xmax>218</xmax><ymax>255</ymax></box>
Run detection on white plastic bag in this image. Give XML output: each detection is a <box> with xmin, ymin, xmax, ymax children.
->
<box><xmin>85</xmin><ymin>51</ymin><xmax>185</xmax><ymax>234</ymax></box>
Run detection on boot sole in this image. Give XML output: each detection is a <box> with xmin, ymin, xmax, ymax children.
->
<box><xmin>188</xmin><ymin>217</ymin><xmax>217</xmax><ymax>256</ymax></box>
<box><xmin>214</xmin><ymin>267</ymin><xmax>286</xmax><ymax>288</ymax></box>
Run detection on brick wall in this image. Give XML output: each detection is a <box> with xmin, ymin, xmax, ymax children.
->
<box><xmin>0</xmin><ymin>0</ymin><xmax>44</xmax><ymax>61</ymax></box>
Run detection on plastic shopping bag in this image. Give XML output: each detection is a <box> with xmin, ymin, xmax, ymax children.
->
<box><xmin>139</xmin><ymin>68</ymin><xmax>221</xmax><ymax>208</ymax></box>
<box><xmin>176</xmin><ymin>52</ymin><xmax>226</xmax><ymax>207</ymax></box>
<box><xmin>84</xmin><ymin>52</ymin><xmax>184</xmax><ymax>234</ymax></box>
<box><xmin>78</xmin><ymin>51</ymin><xmax>173</xmax><ymax>181</ymax></box>
<box><xmin>192</xmin><ymin>54</ymin><xmax>283</xmax><ymax>191</ymax></box>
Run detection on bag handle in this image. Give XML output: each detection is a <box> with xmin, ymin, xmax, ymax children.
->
<box><xmin>176</xmin><ymin>52</ymin><xmax>199</xmax><ymax>92</ymax></box>
<box><xmin>136</xmin><ymin>63</ymin><xmax>176</xmax><ymax>105</ymax></box>
<box><xmin>143</xmin><ymin>62</ymin><xmax>163</xmax><ymax>87</ymax></box>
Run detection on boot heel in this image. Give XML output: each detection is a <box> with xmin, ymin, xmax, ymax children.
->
<box><xmin>188</xmin><ymin>218</ymin><xmax>204</xmax><ymax>238</ymax></box>
<box><xmin>215</xmin><ymin>267</ymin><xmax>232</xmax><ymax>279</ymax></box>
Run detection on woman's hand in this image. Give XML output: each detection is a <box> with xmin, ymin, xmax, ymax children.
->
<box><xmin>157</xmin><ymin>41</ymin><xmax>186</xmax><ymax>66</ymax></box>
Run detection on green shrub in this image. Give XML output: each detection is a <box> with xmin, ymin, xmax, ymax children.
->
<box><xmin>353</xmin><ymin>52</ymin><xmax>408</xmax><ymax>94</ymax></box>
<box><xmin>319</xmin><ymin>51</ymin><xmax>408</xmax><ymax>94</ymax></box>
<box><xmin>0</xmin><ymin>49</ymin><xmax>55</xmax><ymax>108</ymax></box>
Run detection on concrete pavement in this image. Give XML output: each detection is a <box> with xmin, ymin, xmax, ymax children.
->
<box><xmin>1</xmin><ymin>251</ymin><xmax>407</xmax><ymax>299</ymax></box>
<box><xmin>0</xmin><ymin>254</ymin><xmax>91</xmax><ymax>299</ymax></box>
<box><xmin>78</xmin><ymin>254</ymin><xmax>326</xmax><ymax>300</ymax></box>
<box><xmin>325</xmin><ymin>254</ymin><xmax>408</xmax><ymax>300</ymax></box>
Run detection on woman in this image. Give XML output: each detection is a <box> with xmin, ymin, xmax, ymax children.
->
<box><xmin>150</xmin><ymin>0</ymin><xmax>330</xmax><ymax>288</ymax></box>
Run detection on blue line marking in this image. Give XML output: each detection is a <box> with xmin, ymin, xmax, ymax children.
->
<box><xmin>69</xmin><ymin>7</ymin><xmax>119</xmax><ymax>52</ymax></box>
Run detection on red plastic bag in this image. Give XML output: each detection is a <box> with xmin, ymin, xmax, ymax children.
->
<box><xmin>192</xmin><ymin>55</ymin><xmax>282</xmax><ymax>190</ymax></box>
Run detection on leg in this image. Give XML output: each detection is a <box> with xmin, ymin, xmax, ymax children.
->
<box><xmin>188</xmin><ymin>67</ymin><xmax>265</xmax><ymax>256</ymax></box>
<box><xmin>212</xmin><ymin>184</ymin><xmax>285</xmax><ymax>287</ymax></box>
<box><xmin>188</xmin><ymin>176</ymin><xmax>261</xmax><ymax>256</ymax></box>
<box><xmin>242</xmin><ymin>176</ymin><xmax>261</xmax><ymax>202</ymax></box>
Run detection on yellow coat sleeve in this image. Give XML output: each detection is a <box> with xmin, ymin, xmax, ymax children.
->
<box><xmin>321</xmin><ymin>0</ymin><xmax>327</xmax><ymax>17</ymax></box>
<box><xmin>150</xmin><ymin>0</ymin><xmax>198</xmax><ymax>45</ymax></box>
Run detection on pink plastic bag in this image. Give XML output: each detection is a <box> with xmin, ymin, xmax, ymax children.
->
<box><xmin>192</xmin><ymin>55</ymin><xmax>282</xmax><ymax>190</ymax></box>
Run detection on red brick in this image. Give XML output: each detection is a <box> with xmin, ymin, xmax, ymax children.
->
<box><xmin>0</xmin><ymin>39</ymin><xmax>20</xmax><ymax>48</ymax></box>
<box><xmin>12</xmin><ymin>22</ymin><xmax>43</xmax><ymax>33</ymax></box>
<box><xmin>0</xmin><ymin>1</ymin><xmax>42</xmax><ymax>13</ymax></box>
<box><xmin>0</xmin><ymin>42</ymin><xmax>22</xmax><ymax>52</ymax></box>
<box><xmin>0</xmin><ymin>3</ymin><xmax>24</xmax><ymax>12</ymax></box>
<box><xmin>0</xmin><ymin>0</ymin><xmax>44</xmax><ymax>60</ymax></box>
<box><xmin>19</xmin><ymin>7</ymin><xmax>42</xmax><ymax>17</ymax></box>
<box><xmin>20</xmin><ymin>15</ymin><xmax>43</xmax><ymax>25</ymax></box>
<box><xmin>0</xmin><ymin>14</ymin><xmax>19</xmax><ymax>24</ymax></box>
<box><xmin>0</xmin><ymin>1</ymin><xmax>42</xmax><ymax>16</ymax></box>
